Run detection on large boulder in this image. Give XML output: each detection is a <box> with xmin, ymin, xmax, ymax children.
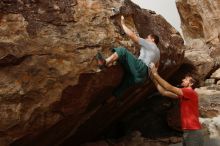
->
<box><xmin>176</xmin><ymin>0</ymin><xmax>220</xmax><ymax>48</ymax></box>
<box><xmin>211</xmin><ymin>68</ymin><xmax>220</xmax><ymax>80</ymax></box>
<box><xmin>0</xmin><ymin>0</ymin><xmax>184</xmax><ymax>145</ymax></box>
<box><xmin>176</xmin><ymin>0</ymin><xmax>220</xmax><ymax>84</ymax></box>
<box><xmin>184</xmin><ymin>49</ymin><xmax>215</xmax><ymax>83</ymax></box>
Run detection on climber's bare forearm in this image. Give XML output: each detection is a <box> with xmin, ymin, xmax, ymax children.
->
<box><xmin>121</xmin><ymin>16</ymin><xmax>139</xmax><ymax>43</ymax></box>
<box><xmin>121</xmin><ymin>23</ymin><xmax>139</xmax><ymax>43</ymax></box>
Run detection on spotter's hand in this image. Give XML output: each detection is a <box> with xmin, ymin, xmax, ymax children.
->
<box><xmin>149</xmin><ymin>63</ymin><xmax>158</xmax><ymax>74</ymax></box>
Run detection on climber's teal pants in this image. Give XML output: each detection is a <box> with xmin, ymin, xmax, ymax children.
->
<box><xmin>112</xmin><ymin>48</ymin><xmax>148</xmax><ymax>98</ymax></box>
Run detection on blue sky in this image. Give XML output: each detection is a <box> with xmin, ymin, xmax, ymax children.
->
<box><xmin>131</xmin><ymin>0</ymin><xmax>181</xmax><ymax>32</ymax></box>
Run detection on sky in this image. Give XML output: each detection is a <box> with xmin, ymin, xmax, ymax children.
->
<box><xmin>131</xmin><ymin>0</ymin><xmax>181</xmax><ymax>32</ymax></box>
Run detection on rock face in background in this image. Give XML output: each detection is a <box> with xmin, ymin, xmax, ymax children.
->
<box><xmin>176</xmin><ymin>0</ymin><xmax>220</xmax><ymax>145</ymax></box>
<box><xmin>184</xmin><ymin>49</ymin><xmax>215</xmax><ymax>83</ymax></box>
<box><xmin>196</xmin><ymin>86</ymin><xmax>220</xmax><ymax>145</ymax></box>
<box><xmin>176</xmin><ymin>0</ymin><xmax>220</xmax><ymax>84</ymax></box>
<box><xmin>0</xmin><ymin>0</ymin><xmax>184</xmax><ymax>146</ymax></box>
<box><xmin>176</xmin><ymin>0</ymin><xmax>220</xmax><ymax>48</ymax></box>
<box><xmin>198</xmin><ymin>69</ymin><xmax>220</xmax><ymax>129</ymax></box>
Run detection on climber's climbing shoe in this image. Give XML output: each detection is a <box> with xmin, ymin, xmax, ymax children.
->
<box><xmin>96</xmin><ymin>52</ymin><xmax>106</xmax><ymax>69</ymax></box>
<box><xmin>111</xmin><ymin>7</ymin><xmax>120</xmax><ymax>15</ymax></box>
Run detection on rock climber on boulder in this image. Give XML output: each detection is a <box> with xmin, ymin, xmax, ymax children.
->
<box><xmin>96</xmin><ymin>15</ymin><xmax>160</xmax><ymax>99</ymax></box>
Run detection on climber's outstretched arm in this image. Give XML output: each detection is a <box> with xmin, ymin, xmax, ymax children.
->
<box><xmin>121</xmin><ymin>16</ymin><xmax>139</xmax><ymax>43</ymax></box>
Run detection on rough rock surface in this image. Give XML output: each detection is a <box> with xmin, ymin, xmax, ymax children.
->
<box><xmin>197</xmin><ymin>86</ymin><xmax>220</xmax><ymax>145</ymax></box>
<box><xmin>184</xmin><ymin>49</ymin><xmax>215</xmax><ymax>83</ymax></box>
<box><xmin>176</xmin><ymin>0</ymin><xmax>220</xmax><ymax>84</ymax></box>
<box><xmin>197</xmin><ymin>86</ymin><xmax>220</xmax><ymax>119</ymax></box>
<box><xmin>0</xmin><ymin>0</ymin><xmax>184</xmax><ymax>145</ymax></box>
<box><xmin>176</xmin><ymin>0</ymin><xmax>220</xmax><ymax>48</ymax></box>
<box><xmin>211</xmin><ymin>68</ymin><xmax>220</xmax><ymax>80</ymax></box>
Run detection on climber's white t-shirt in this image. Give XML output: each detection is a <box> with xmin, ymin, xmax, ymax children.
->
<box><xmin>138</xmin><ymin>38</ymin><xmax>160</xmax><ymax>67</ymax></box>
